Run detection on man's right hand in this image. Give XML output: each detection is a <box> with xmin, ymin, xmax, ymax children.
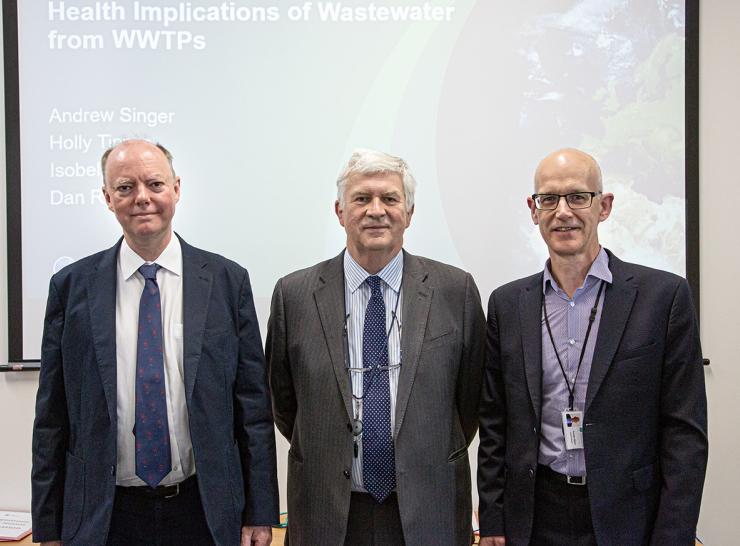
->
<box><xmin>479</xmin><ymin>536</ymin><xmax>506</xmax><ymax>546</ymax></box>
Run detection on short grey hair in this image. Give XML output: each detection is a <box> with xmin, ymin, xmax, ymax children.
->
<box><xmin>336</xmin><ymin>148</ymin><xmax>416</xmax><ymax>210</ymax></box>
<box><xmin>101</xmin><ymin>139</ymin><xmax>176</xmax><ymax>184</ymax></box>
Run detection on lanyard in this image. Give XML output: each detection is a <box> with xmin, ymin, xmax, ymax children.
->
<box><xmin>542</xmin><ymin>280</ymin><xmax>605</xmax><ymax>411</ymax></box>
<box><xmin>342</xmin><ymin>277</ymin><xmax>403</xmax><ymax>403</ymax></box>
<box><xmin>342</xmin><ymin>278</ymin><xmax>402</xmax><ymax>457</ymax></box>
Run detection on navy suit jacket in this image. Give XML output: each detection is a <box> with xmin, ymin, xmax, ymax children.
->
<box><xmin>478</xmin><ymin>250</ymin><xmax>708</xmax><ymax>546</ymax></box>
<box><xmin>31</xmin><ymin>236</ymin><xmax>279</xmax><ymax>546</ymax></box>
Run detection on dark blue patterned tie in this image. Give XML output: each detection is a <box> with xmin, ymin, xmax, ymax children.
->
<box><xmin>135</xmin><ymin>263</ymin><xmax>171</xmax><ymax>487</ymax></box>
<box><xmin>362</xmin><ymin>275</ymin><xmax>396</xmax><ymax>503</ymax></box>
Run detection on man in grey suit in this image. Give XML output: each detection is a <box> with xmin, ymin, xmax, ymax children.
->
<box><xmin>477</xmin><ymin>148</ymin><xmax>707</xmax><ymax>545</ymax></box>
<box><xmin>267</xmin><ymin>148</ymin><xmax>486</xmax><ymax>545</ymax></box>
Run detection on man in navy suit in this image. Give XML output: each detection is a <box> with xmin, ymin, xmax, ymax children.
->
<box><xmin>477</xmin><ymin>148</ymin><xmax>708</xmax><ymax>545</ymax></box>
<box><xmin>31</xmin><ymin>140</ymin><xmax>278</xmax><ymax>546</ymax></box>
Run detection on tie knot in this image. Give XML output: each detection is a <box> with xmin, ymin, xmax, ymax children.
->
<box><xmin>138</xmin><ymin>263</ymin><xmax>160</xmax><ymax>281</ymax></box>
<box><xmin>366</xmin><ymin>275</ymin><xmax>382</xmax><ymax>292</ymax></box>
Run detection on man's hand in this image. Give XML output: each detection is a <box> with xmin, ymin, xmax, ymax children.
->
<box><xmin>41</xmin><ymin>542</ymin><xmax>63</xmax><ymax>546</ymax></box>
<box><xmin>241</xmin><ymin>525</ymin><xmax>272</xmax><ymax>546</ymax></box>
<box><xmin>479</xmin><ymin>536</ymin><xmax>506</xmax><ymax>546</ymax></box>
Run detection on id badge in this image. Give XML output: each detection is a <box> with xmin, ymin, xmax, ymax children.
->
<box><xmin>561</xmin><ymin>410</ymin><xmax>584</xmax><ymax>450</ymax></box>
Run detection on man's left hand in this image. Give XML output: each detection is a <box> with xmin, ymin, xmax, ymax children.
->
<box><xmin>241</xmin><ymin>526</ymin><xmax>272</xmax><ymax>546</ymax></box>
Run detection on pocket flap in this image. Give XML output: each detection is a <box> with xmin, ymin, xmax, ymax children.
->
<box><xmin>632</xmin><ymin>461</ymin><xmax>658</xmax><ymax>492</ymax></box>
<box><xmin>447</xmin><ymin>445</ymin><xmax>469</xmax><ymax>462</ymax></box>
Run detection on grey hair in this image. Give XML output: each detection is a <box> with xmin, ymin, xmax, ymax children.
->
<box><xmin>336</xmin><ymin>148</ymin><xmax>416</xmax><ymax>211</ymax></box>
<box><xmin>101</xmin><ymin>139</ymin><xmax>176</xmax><ymax>184</ymax></box>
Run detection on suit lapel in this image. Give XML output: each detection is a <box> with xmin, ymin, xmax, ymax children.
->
<box><xmin>394</xmin><ymin>252</ymin><xmax>432</xmax><ymax>437</ymax></box>
<box><xmin>585</xmin><ymin>252</ymin><xmax>637</xmax><ymax>412</ymax></box>
<box><xmin>88</xmin><ymin>241</ymin><xmax>122</xmax><ymax>426</ymax></box>
<box><xmin>181</xmin><ymin>237</ymin><xmax>213</xmax><ymax>406</ymax></box>
<box><xmin>519</xmin><ymin>275</ymin><xmax>544</xmax><ymax>423</ymax></box>
<box><xmin>314</xmin><ymin>254</ymin><xmax>354</xmax><ymax>423</ymax></box>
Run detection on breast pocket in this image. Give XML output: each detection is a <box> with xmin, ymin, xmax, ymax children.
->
<box><xmin>614</xmin><ymin>341</ymin><xmax>658</xmax><ymax>363</ymax></box>
<box><xmin>420</xmin><ymin>329</ymin><xmax>459</xmax><ymax>354</ymax></box>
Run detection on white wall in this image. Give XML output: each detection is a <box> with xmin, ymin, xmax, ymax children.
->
<box><xmin>0</xmin><ymin>4</ymin><xmax>42</xmax><ymax>513</ymax></box>
<box><xmin>695</xmin><ymin>0</ymin><xmax>740</xmax><ymax>542</ymax></box>
<box><xmin>1</xmin><ymin>1</ymin><xmax>739</xmax><ymax>541</ymax></box>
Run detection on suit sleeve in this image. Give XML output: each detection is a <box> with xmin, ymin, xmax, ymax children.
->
<box><xmin>31</xmin><ymin>278</ymin><xmax>69</xmax><ymax>542</ymax></box>
<box><xmin>457</xmin><ymin>272</ymin><xmax>486</xmax><ymax>444</ymax></box>
<box><xmin>233</xmin><ymin>269</ymin><xmax>280</xmax><ymax>526</ymax></box>
<box><xmin>650</xmin><ymin>279</ymin><xmax>708</xmax><ymax>545</ymax></box>
<box><xmin>477</xmin><ymin>290</ymin><xmax>508</xmax><ymax>537</ymax></box>
<box><xmin>266</xmin><ymin>277</ymin><xmax>297</xmax><ymax>441</ymax></box>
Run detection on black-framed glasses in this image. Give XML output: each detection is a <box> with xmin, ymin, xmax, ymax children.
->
<box><xmin>531</xmin><ymin>191</ymin><xmax>601</xmax><ymax>210</ymax></box>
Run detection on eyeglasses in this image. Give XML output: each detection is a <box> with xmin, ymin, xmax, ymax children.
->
<box><xmin>343</xmin><ymin>312</ymin><xmax>402</xmax><ymax>375</ymax></box>
<box><xmin>531</xmin><ymin>191</ymin><xmax>601</xmax><ymax>210</ymax></box>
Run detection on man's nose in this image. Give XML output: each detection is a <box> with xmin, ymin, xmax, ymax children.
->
<box><xmin>554</xmin><ymin>196</ymin><xmax>572</xmax><ymax>218</ymax></box>
<box><xmin>134</xmin><ymin>185</ymin><xmax>151</xmax><ymax>205</ymax></box>
<box><xmin>367</xmin><ymin>197</ymin><xmax>386</xmax><ymax>216</ymax></box>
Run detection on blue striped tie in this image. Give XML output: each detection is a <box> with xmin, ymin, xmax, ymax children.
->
<box><xmin>362</xmin><ymin>275</ymin><xmax>396</xmax><ymax>503</ymax></box>
<box><xmin>134</xmin><ymin>263</ymin><xmax>171</xmax><ymax>487</ymax></box>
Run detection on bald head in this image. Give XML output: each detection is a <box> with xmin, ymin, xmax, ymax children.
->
<box><xmin>101</xmin><ymin>139</ymin><xmax>176</xmax><ymax>186</ymax></box>
<box><xmin>534</xmin><ymin>148</ymin><xmax>602</xmax><ymax>193</ymax></box>
<box><xmin>527</xmin><ymin>147</ymin><xmax>613</xmax><ymax>270</ymax></box>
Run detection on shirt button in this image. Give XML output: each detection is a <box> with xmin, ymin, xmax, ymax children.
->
<box><xmin>569</xmin><ymin>338</ymin><xmax>576</xmax><ymax>345</ymax></box>
<box><xmin>570</xmin><ymin>301</ymin><xmax>575</xmax><ymax>307</ymax></box>
<box><xmin>173</xmin><ymin>465</ymin><xmax>179</xmax><ymax>471</ymax></box>
<box><xmin>343</xmin><ymin>470</ymin><xmax>350</xmax><ymax>479</ymax></box>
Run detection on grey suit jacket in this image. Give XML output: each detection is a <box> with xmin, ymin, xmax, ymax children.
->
<box><xmin>31</xmin><ymin>236</ymin><xmax>279</xmax><ymax>546</ymax></box>
<box><xmin>268</xmin><ymin>250</ymin><xmax>486</xmax><ymax>545</ymax></box>
<box><xmin>477</xmin><ymin>250</ymin><xmax>708</xmax><ymax>546</ymax></box>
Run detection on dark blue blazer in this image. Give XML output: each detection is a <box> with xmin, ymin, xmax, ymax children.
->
<box><xmin>31</xmin><ymin>236</ymin><xmax>279</xmax><ymax>545</ymax></box>
<box><xmin>478</xmin><ymin>250</ymin><xmax>708</xmax><ymax>546</ymax></box>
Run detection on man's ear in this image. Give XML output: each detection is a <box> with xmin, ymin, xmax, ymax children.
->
<box><xmin>335</xmin><ymin>200</ymin><xmax>345</xmax><ymax>227</ymax></box>
<box><xmin>527</xmin><ymin>196</ymin><xmax>539</xmax><ymax>225</ymax></box>
<box><xmin>102</xmin><ymin>185</ymin><xmax>114</xmax><ymax>212</ymax></box>
<box><xmin>599</xmin><ymin>192</ymin><xmax>614</xmax><ymax>222</ymax></box>
<box><xmin>405</xmin><ymin>205</ymin><xmax>414</xmax><ymax>227</ymax></box>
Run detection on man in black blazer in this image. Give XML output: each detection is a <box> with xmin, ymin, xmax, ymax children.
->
<box><xmin>31</xmin><ymin>140</ymin><xmax>278</xmax><ymax>546</ymax></box>
<box><xmin>477</xmin><ymin>148</ymin><xmax>708</xmax><ymax>545</ymax></box>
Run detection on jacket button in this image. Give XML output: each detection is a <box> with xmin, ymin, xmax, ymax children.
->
<box><xmin>343</xmin><ymin>470</ymin><xmax>350</xmax><ymax>479</ymax></box>
<box><xmin>528</xmin><ymin>467</ymin><xmax>534</xmax><ymax>478</ymax></box>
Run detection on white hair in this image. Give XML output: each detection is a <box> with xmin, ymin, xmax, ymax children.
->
<box><xmin>336</xmin><ymin>148</ymin><xmax>416</xmax><ymax>211</ymax></box>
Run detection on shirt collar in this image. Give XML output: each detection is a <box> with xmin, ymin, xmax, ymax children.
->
<box><xmin>542</xmin><ymin>246</ymin><xmax>612</xmax><ymax>296</ymax></box>
<box><xmin>119</xmin><ymin>234</ymin><xmax>182</xmax><ymax>281</ymax></box>
<box><xmin>343</xmin><ymin>249</ymin><xmax>404</xmax><ymax>293</ymax></box>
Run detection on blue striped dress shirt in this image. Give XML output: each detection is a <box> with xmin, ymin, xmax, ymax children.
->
<box><xmin>538</xmin><ymin>247</ymin><xmax>612</xmax><ymax>477</ymax></box>
<box><xmin>343</xmin><ymin>250</ymin><xmax>403</xmax><ymax>492</ymax></box>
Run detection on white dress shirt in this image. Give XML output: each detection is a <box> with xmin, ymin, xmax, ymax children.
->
<box><xmin>343</xmin><ymin>250</ymin><xmax>403</xmax><ymax>491</ymax></box>
<box><xmin>115</xmin><ymin>236</ymin><xmax>195</xmax><ymax>486</ymax></box>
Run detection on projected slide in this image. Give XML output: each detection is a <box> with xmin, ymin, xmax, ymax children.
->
<box><xmin>11</xmin><ymin>0</ymin><xmax>687</xmax><ymax>359</ymax></box>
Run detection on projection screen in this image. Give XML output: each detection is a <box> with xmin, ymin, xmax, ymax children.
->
<box><xmin>4</xmin><ymin>0</ymin><xmax>698</xmax><ymax>363</ymax></box>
